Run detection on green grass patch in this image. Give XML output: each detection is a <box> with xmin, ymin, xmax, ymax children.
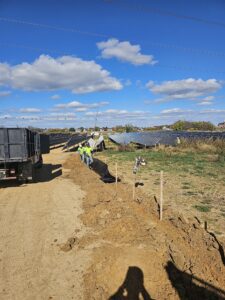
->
<box><xmin>193</xmin><ymin>205</ymin><xmax>211</xmax><ymax>212</ymax></box>
<box><xmin>104</xmin><ymin>148</ymin><xmax>225</xmax><ymax>178</ymax></box>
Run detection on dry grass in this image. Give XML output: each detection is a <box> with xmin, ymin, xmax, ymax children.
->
<box><xmin>178</xmin><ymin>138</ymin><xmax>225</xmax><ymax>155</ymax></box>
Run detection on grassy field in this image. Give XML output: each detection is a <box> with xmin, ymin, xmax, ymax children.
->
<box><xmin>95</xmin><ymin>138</ymin><xmax>225</xmax><ymax>240</ymax></box>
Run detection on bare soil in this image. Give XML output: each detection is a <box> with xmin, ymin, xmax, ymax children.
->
<box><xmin>0</xmin><ymin>150</ymin><xmax>225</xmax><ymax>299</ymax></box>
<box><xmin>0</xmin><ymin>149</ymin><xmax>90</xmax><ymax>300</ymax></box>
<box><xmin>65</xmin><ymin>154</ymin><xmax>225</xmax><ymax>300</ymax></box>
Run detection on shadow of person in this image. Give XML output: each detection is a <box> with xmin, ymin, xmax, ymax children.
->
<box><xmin>165</xmin><ymin>261</ymin><xmax>225</xmax><ymax>300</ymax></box>
<box><xmin>109</xmin><ymin>266</ymin><xmax>152</xmax><ymax>300</ymax></box>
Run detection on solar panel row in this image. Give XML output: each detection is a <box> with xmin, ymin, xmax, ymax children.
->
<box><xmin>109</xmin><ymin>131</ymin><xmax>225</xmax><ymax>147</ymax></box>
<box><xmin>63</xmin><ymin>134</ymin><xmax>91</xmax><ymax>149</ymax></box>
<box><xmin>49</xmin><ymin>133</ymin><xmax>72</xmax><ymax>146</ymax></box>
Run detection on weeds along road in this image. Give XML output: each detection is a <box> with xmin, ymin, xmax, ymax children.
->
<box><xmin>0</xmin><ymin>149</ymin><xmax>89</xmax><ymax>300</ymax></box>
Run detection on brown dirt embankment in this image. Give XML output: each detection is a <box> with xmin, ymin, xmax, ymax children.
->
<box><xmin>65</xmin><ymin>154</ymin><xmax>225</xmax><ymax>300</ymax></box>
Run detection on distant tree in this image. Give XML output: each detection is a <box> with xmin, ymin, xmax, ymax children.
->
<box><xmin>69</xmin><ymin>127</ymin><xmax>75</xmax><ymax>132</ymax></box>
<box><xmin>94</xmin><ymin>126</ymin><xmax>100</xmax><ymax>131</ymax></box>
<box><xmin>171</xmin><ymin>120</ymin><xmax>215</xmax><ymax>131</ymax></box>
<box><xmin>78</xmin><ymin>127</ymin><xmax>84</xmax><ymax>132</ymax></box>
<box><xmin>113</xmin><ymin>125</ymin><xmax>125</xmax><ymax>133</ymax></box>
<box><xmin>125</xmin><ymin>124</ymin><xmax>135</xmax><ymax>133</ymax></box>
<box><xmin>172</xmin><ymin>120</ymin><xmax>190</xmax><ymax>131</ymax></box>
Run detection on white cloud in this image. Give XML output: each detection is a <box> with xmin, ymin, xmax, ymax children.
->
<box><xmin>197</xmin><ymin>95</ymin><xmax>214</xmax><ymax>106</ymax></box>
<box><xmin>85</xmin><ymin>109</ymin><xmax>150</xmax><ymax>120</ymax></box>
<box><xmin>50</xmin><ymin>112</ymin><xmax>76</xmax><ymax>117</ymax></box>
<box><xmin>202</xmin><ymin>96</ymin><xmax>215</xmax><ymax>101</ymax></box>
<box><xmin>74</xmin><ymin>107</ymin><xmax>88</xmax><ymax>112</ymax></box>
<box><xmin>147</xmin><ymin>78</ymin><xmax>222</xmax><ymax>100</ymax></box>
<box><xmin>0</xmin><ymin>90</ymin><xmax>11</xmax><ymax>97</ymax></box>
<box><xmin>197</xmin><ymin>101</ymin><xmax>213</xmax><ymax>106</ymax></box>
<box><xmin>97</xmin><ymin>38</ymin><xmax>157</xmax><ymax>65</ymax></box>
<box><xmin>0</xmin><ymin>55</ymin><xmax>122</xmax><ymax>94</ymax></box>
<box><xmin>51</xmin><ymin>94</ymin><xmax>61</xmax><ymax>100</ymax></box>
<box><xmin>19</xmin><ymin>108</ymin><xmax>41</xmax><ymax>113</ymax></box>
<box><xmin>0</xmin><ymin>114</ymin><xmax>12</xmax><ymax>119</ymax></box>
<box><xmin>200</xmin><ymin>109</ymin><xmax>225</xmax><ymax>114</ymax></box>
<box><xmin>55</xmin><ymin>100</ymin><xmax>109</xmax><ymax>110</ymax></box>
<box><xmin>160</xmin><ymin>108</ymin><xmax>193</xmax><ymax>115</ymax></box>
<box><xmin>16</xmin><ymin>115</ymin><xmax>41</xmax><ymax>120</ymax></box>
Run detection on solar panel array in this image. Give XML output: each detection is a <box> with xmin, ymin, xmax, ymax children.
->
<box><xmin>109</xmin><ymin>131</ymin><xmax>225</xmax><ymax>147</ymax></box>
<box><xmin>63</xmin><ymin>134</ymin><xmax>91</xmax><ymax>150</ymax></box>
<box><xmin>49</xmin><ymin>133</ymin><xmax>72</xmax><ymax>147</ymax></box>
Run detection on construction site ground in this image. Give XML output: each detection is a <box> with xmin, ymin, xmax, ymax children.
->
<box><xmin>0</xmin><ymin>148</ymin><xmax>225</xmax><ymax>299</ymax></box>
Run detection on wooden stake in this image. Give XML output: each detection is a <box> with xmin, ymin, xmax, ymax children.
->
<box><xmin>160</xmin><ymin>171</ymin><xmax>163</xmax><ymax>221</ymax></box>
<box><xmin>115</xmin><ymin>162</ymin><xmax>118</xmax><ymax>188</ymax></box>
<box><xmin>133</xmin><ymin>173</ymin><xmax>136</xmax><ymax>200</ymax></box>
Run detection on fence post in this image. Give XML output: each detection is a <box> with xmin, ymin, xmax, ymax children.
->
<box><xmin>160</xmin><ymin>171</ymin><xmax>163</xmax><ymax>221</ymax></box>
<box><xmin>115</xmin><ymin>162</ymin><xmax>118</xmax><ymax>188</ymax></box>
<box><xmin>133</xmin><ymin>174</ymin><xmax>136</xmax><ymax>200</ymax></box>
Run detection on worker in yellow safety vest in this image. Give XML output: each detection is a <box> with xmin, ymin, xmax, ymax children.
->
<box><xmin>78</xmin><ymin>144</ymin><xmax>84</xmax><ymax>162</ymax></box>
<box><xmin>84</xmin><ymin>143</ymin><xmax>93</xmax><ymax>168</ymax></box>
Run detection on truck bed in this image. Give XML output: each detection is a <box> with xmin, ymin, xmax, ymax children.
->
<box><xmin>0</xmin><ymin>128</ymin><xmax>37</xmax><ymax>162</ymax></box>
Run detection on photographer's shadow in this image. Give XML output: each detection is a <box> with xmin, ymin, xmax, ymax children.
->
<box><xmin>109</xmin><ymin>266</ymin><xmax>152</xmax><ymax>300</ymax></box>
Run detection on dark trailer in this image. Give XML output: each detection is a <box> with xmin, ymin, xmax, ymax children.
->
<box><xmin>0</xmin><ymin>128</ymin><xmax>49</xmax><ymax>182</ymax></box>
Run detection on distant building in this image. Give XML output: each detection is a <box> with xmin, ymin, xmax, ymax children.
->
<box><xmin>162</xmin><ymin>126</ymin><xmax>172</xmax><ymax>131</ymax></box>
<box><xmin>218</xmin><ymin>121</ymin><xmax>225</xmax><ymax>129</ymax></box>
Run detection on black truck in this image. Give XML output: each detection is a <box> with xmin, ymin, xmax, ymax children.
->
<box><xmin>0</xmin><ymin>128</ymin><xmax>49</xmax><ymax>182</ymax></box>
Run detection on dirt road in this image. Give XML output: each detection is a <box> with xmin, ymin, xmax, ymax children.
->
<box><xmin>0</xmin><ymin>149</ymin><xmax>89</xmax><ymax>300</ymax></box>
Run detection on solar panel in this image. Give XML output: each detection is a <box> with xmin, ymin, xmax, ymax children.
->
<box><xmin>49</xmin><ymin>133</ymin><xmax>72</xmax><ymax>146</ymax></box>
<box><xmin>63</xmin><ymin>134</ymin><xmax>91</xmax><ymax>150</ymax></box>
<box><xmin>109</xmin><ymin>131</ymin><xmax>225</xmax><ymax>146</ymax></box>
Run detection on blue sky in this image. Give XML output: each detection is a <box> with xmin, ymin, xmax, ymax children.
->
<box><xmin>0</xmin><ymin>0</ymin><xmax>225</xmax><ymax>128</ymax></box>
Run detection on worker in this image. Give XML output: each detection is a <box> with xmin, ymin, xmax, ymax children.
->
<box><xmin>84</xmin><ymin>143</ymin><xmax>93</xmax><ymax>168</ymax></box>
<box><xmin>78</xmin><ymin>143</ymin><xmax>84</xmax><ymax>162</ymax></box>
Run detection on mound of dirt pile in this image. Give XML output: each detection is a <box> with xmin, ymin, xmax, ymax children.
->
<box><xmin>65</xmin><ymin>155</ymin><xmax>225</xmax><ymax>300</ymax></box>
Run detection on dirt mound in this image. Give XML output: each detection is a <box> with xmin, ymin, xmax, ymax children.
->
<box><xmin>65</xmin><ymin>155</ymin><xmax>225</xmax><ymax>299</ymax></box>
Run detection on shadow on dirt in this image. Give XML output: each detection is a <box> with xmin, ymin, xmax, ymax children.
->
<box><xmin>34</xmin><ymin>164</ymin><xmax>62</xmax><ymax>182</ymax></box>
<box><xmin>206</xmin><ymin>231</ymin><xmax>225</xmax><ymax>266</ymax></box>
<box><xmin>0</xmin><ymin>164</ymin><xmax>62</xmax><ymax>188</ymax></box>
<box><xmin>135</xmin><ymin>182</ymin><xmax>144</xmax><ymax>187</ymax></box>
<box><xmin>108</xmin><ymin>266</ymin><xmax>153</xmax><ymax>300</ymax></box>
<box><xmin>165</xmin><ymin>261</ymin><xmax>225</xmax><ymax>300</ymax></box>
